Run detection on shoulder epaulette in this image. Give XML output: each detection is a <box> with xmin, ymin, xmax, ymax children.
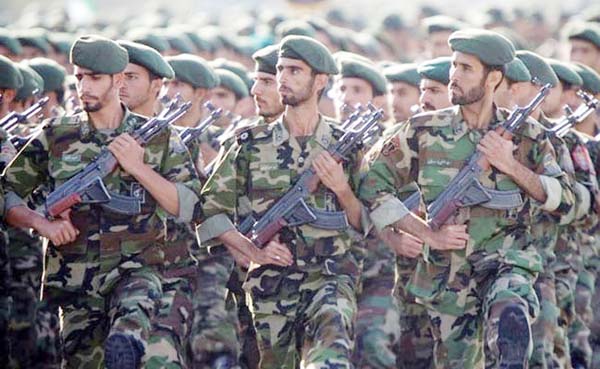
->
<box><xmin>409</xmin><ymin>106</ymin><xmax>456</xmax><ymax>128</ymax></box>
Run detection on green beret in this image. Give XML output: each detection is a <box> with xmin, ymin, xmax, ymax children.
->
<box><xmin>338</xmin><ymin>58</ymin><xmax>387</xmax><ymax>96</ymax></box>
<box><xmin>253</xmin><ymin>44</ymin><xmax>279</xmax><ymax>75</ymax></box>
<box><xmin>547</xmin><ymin>59</ymin><xmax>583</xmax><ymax>87</ymax></box>
<box><xmin>215</xmin><ymin>68</ymin><xmax>249</xmax><ymax>100</ymax></box>
<box><xmin>564</xmin><ymin>22</ymin><xmax>600</xmax><ymax>49</ymax></box>
<box><xmin>162</xmin><ymin>32</ymin><xmax>196</xmax><ymax>54</ymax></box>
<box><xmin>382</xmin><ymin>14</ymin><xmax>405</xmax><ymax>31</ymax></box>
<box><xmin>383</xmin><ymin>63</ymin><xmax>421</xmax><ymax>86</ymax></box>
<box><xmin>572</xmin><ymin>63</ymin><xmax>600</xmax><ymax>95</ymax></box>
<box><xmin>418</xmin><ymin>57</ymin><xmax>451</xmax><ymax>85</ymax></box>
<box><xmin>515</xmin><ymin>51</ymin><xmax>559</xmax><ymax>87</ymax></box>
<box><xmin>448</xmin><ymin>28</ymin><xmax>515</xmax><ymax>66</ymax></box>
<box><xmin>423</xmin><ymin>15</ymin><xmax>465</xmax><ymax>34</ymax></box>
<box><xmin>209</xmin><ymin>59</ymin><xmax>252</xmax><ymax>91</ymax></box>
<box><xmin>166</xmin><ymin>54</ymin><xmax>219</xmax><ymax>89</ymax></box>
<box><xmin>15</xmin><ymin>30</ymin><xmax>50</xmax><ymax>54</ymax></box>
<box><xmin>279</xmin><ymin>35</ymin><xmax>338</xmax><ymax>75</ymax></box>
<box><xmin>0</xmin><ymin>28</ymin><xmax>22</xmax><ymax>55</ymax></box>
<box><xmin>15</xmin><ymin>64</ymin><xmax>44</xmax><ymax>102</ymax></box>
<box><xmin>118</xmin><ymin>40</ymin><xmax>174</xmax><ymax>79</ymax></box>
<box><xmin>125</xmin><ymin>29</ymin><xmax>169</xmax><ymax>53</ymax></box>
<box><xmin>504</xmin><ymin>58</ymin><xmax>532</xmax><ymax>83</ymax></box>
<box><xmin>70</xmin><ymin>35</ymin><xmax>129</xmax><ymax>74</ymax></box>
<box><xmin>26</xmin><ymin>57</ymin><xmax>66</xmax><ymax>92</ymax></box>
<box><xmin>275</xmin><ymin>20</ymin><xmax>317</xmax><ymax>39</ymax></box>
<box><xmin>47</xmin><ymin>32</ymin><xmax>74</xmax><ymax>55</ymax></box>
<box><xmin>183</xmin><ymin>31</ymin><xmax>213</xmax><ymax>53</ymax></box>
<box><xmin>491</xmin><ymin>27</ymin><xmax>530</xmax><ymax>51</ymax></box>
<box><xmin>0</xmin><ymin>55</ymin><xmax>23</xmax><ymax>89</ymax></box>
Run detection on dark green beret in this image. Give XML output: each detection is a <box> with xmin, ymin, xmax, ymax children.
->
<box><xmin>163</xmin><ymin>32</ymin><xmax>195</xmax><ymax>54</ymax></box>
<box><xmin>564</xmin><ymin>22</ymin><xmax>600</xmax><ymax>49</ymax></box>
<box><xmin>15</xmin><ymin>30</ymin><xmax>50</xmax><ymax>54</ymax></box>
<box><xmin>166</xmin><ymin>54</ymin><xmax>219</xmax><ymax>89</ymax></box>
<box><xmin>0</xmin><ymin>28</ymin><xmax>22</xmax><ymax>55</ymax></box>
<box><xmin>125</xmin><ymin>28</ymin><xmax>169</xmax><ymax>53</ymax></box>
<box><xmin>572</xmin><ymin>63</ymin><xmax>600</xmax><ymax>94</ymax></box>
<box><xmin>210</xmin><ymin>59</ymin><xmax>252</xmax><ymax>91</ymax></box>
<box><xmin>382</xmin><ymin>14</ymin><xmax>405</xmax><ymax>31</ymax></box>
<box><xmin>547</xmin><ymin>59</ymin><xmax>583</xmax><ymax>87</ymax></box>
<box><xmin>279</xmin><ymin>35</ymin><xmax>338</xmax><ymax>75</ymax></box>
<box><xmin>0</xmin><ymin>55</ymin><xmax>23</xmax><ymax>89</ymax></box>
<box><xmin>70</xmin><ymin>35</ymin><xmax>129</xmax><ymax>74</ymax></box>
<box><xmin>423</xmin><ymin>15</ymin><xmax>465</xmax><ymax>34</ymax></box>
<box><xmin>515</xmin><ymin>51</ymin><xmax>558</xmax><ymax>87</ymax></box>
<box><xmin>448</xmin><ymin>28</ymin><xmax>515</xmax><ymax>66</ymax></box>
<box><xmin>253</xmin><ymin>44</ymin><xmax>279</xmax><ymax>75</ymax></box>
<box><xmin>504</xmin><ymin>58</ymin><xmax>532</xmax><ymax>83</ymax></box>
<box><xmin>183</xmin><ymin>31</ymin><xmax>213</xmax><ymax>53</ymax></box>
<box><xmin>275</xmin><ymin>20</ymin><xmax>316</xmax><ymax>39</ymax></box>
<box><xmin>338</xmin><ymin>58</ymin><xmax>387</xmax><ymax>96</ymax></box>
<box><xmin>118</xmin><ymin>40</ymin><xmax>174</xmax><ymax>79</ymax></box>
<box><xmin>492</xmin><ymin>27</ymin><xmax>530</xmax><ymax>50</ymax></box>
<box><xmin>215</xmin><ymin>68</ymin><xmax>249</xmax><ymax>100</ymax></box>
<box><xmin>418</xmin><ymin>57</ymin><xmax>451</xmax><ymax>85</ymax></box>
<box><xmin>47</xmin><ymin>33</ymin><xmax>74</xmax><ymax>55</ymax></box>
<box><xmin>26</xmin><ymin>57</ymin><xmax>66</xmax><ymax>92</ymax></box>
<box><xmin>15</xmin><ymin>64</ymin><xmax>44</xmax><ymax>102</ymax></box>
<box><xmin>383</xmin><ymin>63</ymin><xmax>421</xmax><ymax>86</ymax></box>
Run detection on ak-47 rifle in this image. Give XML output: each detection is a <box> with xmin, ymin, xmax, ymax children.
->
<box><xmin>237</xmin><ymin>104</ymin><xmax>384</xmax><ymax>247</ymax></box>
<box><xmin>177</xmin><ymin>102</ymin><xmax>224</xmax><ymax>145</ymax></box>
<box><xmin>44</xmin><ymin>97</ymin><xmax>192</xmax><ymax>218</ymax></box>
<box><xmin>0</xmin><ymin>96</ymin><xmax>49</xmax><ymax>133</ymax></box>
<box><xmin>547</xmin><ymin>91</ymin><xmax>599</xmax><ymax>138</ymax></box>
<box><xmin>425</xmin><ymin>83</ymin><xmax>552</xmax><ymax>230</ymax></box>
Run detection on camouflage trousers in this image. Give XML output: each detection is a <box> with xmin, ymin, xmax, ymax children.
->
<box><xmin>244</xmin><ymin>261</ymin><xmax>358</xmax><ymax>369</ymax></box>
<box><xmin>46</xmin><ymin>264</ymin><xmax>195</xmax><ymax>369</ymax></box>
<box><xmin>353</xmin><ymin>240</ymin><xmax>400</xmax><ymax>369</ymax></box>
<box><xmin>189</xmin><ymin>247</ymin><xmax>240</xmax><ymax>369</ymax></box>
<box><xmin>396</xmin><ymin>256</ymin><xmax>434</xmax><ymax>369</ymax></box>
<box><xmin>530</xmin><ymin>273</ymin><xmax>560</xmax><ymax>369</ymax></box>
<box><xmin>424</xmin><ymin>266</ymin><xmax>539</xmax><ymax>369</ymax></box>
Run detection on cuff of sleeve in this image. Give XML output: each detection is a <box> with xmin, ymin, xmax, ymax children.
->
<box><xmin>574</xmin><ymin>182</ymin><xmax>592</xmax><ymax>221</ymax></box>
<box><xmin>370</xmin><ymin>195</ymin><xmax>410</xmax><ymax>232</ymax></box>
<box><xmin>175</xmin><ymin>183</ymin><xmax>200</xmax><ymax>223</ymax></box>
<box><xmin>4</xmin><ymin>191</ymin><xmax>26</xmax><ymax>215</ymax></box>
<box><xmin>538</xmin><ymin>175</ymin><xmax>562</xmax><ymax>212</ymax></box>
<box><xmin>197</xmin><ymin>213</ymin><xmax>236</xmax><ymax>243</ymax></box>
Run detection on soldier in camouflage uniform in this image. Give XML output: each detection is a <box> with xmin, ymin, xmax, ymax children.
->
<box><xmin>117</xmin><ymin>40</ymin><xmax>174</xmax><ymax>118</ymax></box>
<box><xmin>198</xmin><ymin>35</ymin><xmax>368</xmax><ymax>369</ymax></box>
<box><xmin>359</xmin><ymin>29</ymin><xmax>575</xmax><ymax>369</ymax></box>
<box><xmin>26</xmin><ymin>57</ymin><xmax>67</xmax><ymax>119</ymax></box>
<box><xmin>3</xmin><ymin>35</ymin><xmax>203</xmax><ymax>369</ymax></box>
<box><xmin>382</xmin><ymin>63</ymin><xmax>421</xmax><ymax>123</ymax></box>
<box><xmin>417</xmin><ymin>57</ymin><xmax>452</xmax><ymax>112</ymax></box>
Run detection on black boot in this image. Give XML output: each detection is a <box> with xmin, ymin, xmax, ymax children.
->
<box><xmin>498</xmin><ymin>304</ymin><xmax>530</xmax><ymax>369</ymax></box>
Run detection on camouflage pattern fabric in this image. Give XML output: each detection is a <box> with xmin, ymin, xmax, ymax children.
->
<box><xmin>3</xmin><ymin>107</ymin><xmax>203</xmax><ymax>368</ymax></box>
<box><xmin>359</xmin><ymin>105</ymin><xmax>575</xmax><ymax>369</ymax></box>
<box><xmin>201</xmin><ymin>116</ymin><xmax>366</xmax><ymax>369</ymax></box>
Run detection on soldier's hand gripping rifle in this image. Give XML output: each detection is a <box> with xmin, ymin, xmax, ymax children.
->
<box><xmin>425</xmin><ymin>83</ymin><xmax>551</xmax><ymax>230</ymax></box>
<box><xmin>547</xmin><ymin>91</ymin><xmax>599</xmax><ymax>138</ymax></box>
<box><xmin>238</xmin><ymin>105</ymin><xmax>384</xmax><ymax>248</ymax></box>
<box><xmin>0</xmin><ymin>96</ymin><xmax>49</xmax><ymax>133</ymax></box>
<box><xmin>44</xmin><ymin>97</ymin><xmax>192</xmax><ymax>218</ymax></box>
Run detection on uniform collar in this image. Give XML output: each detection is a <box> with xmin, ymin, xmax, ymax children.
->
<box><xmin>79</xmin><ymin>104</ymin><xmax>137</xmax><ymax>139</ymax></box>
<box><xmin>270</xmin><ymin>114</ymin><xmax>334</xmax><ymax>149</ymax></box>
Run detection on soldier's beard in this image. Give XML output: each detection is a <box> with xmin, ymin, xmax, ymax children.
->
<box><xmin>281</xmin><ymin>75</ymin><xmax>315</xmax><ymax>107</ymax></box>
<box><xmin>81</xmin><ymin>81</ymin><xmax>115</xmax><ymax>113</ymax></box>
<box><xmin>450</xmin><ymin>79</ymin><xmax>485</xmax><ymax>106</ymax></box>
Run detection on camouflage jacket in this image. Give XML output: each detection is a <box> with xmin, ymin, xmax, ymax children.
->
<box><xmin>359</xmin><ymin>105</ymin><xmax>575</xmax><ymax>305</ymax></box>
<box><xmin>199</xmin><ymin>115</ymin><xmax>368</xmax><ymax>274</ymax></box>
<box><xmin>3</xmin><ymin>107</ymin><xmax>202</xmax><ymax>293</ymax></box>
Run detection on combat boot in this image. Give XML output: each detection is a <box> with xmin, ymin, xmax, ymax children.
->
<box><xmin>104</xmin><ymin>332</ymin><xmax>144</xmax><ymax>369</ymax></box>
<box><xmin>498</xmin><ymin>304</ymin><xmax>531</xmax><ymax>369</ymax></box>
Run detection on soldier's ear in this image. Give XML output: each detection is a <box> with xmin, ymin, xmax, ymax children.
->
<box><xmin>486</xmin><ymin>69</ymin><xmax>503</xmax><ymax>91</ymax></box>
<box><xmin>112</xmin><ymin>72</ymin><xmax>125</xmax><ymax>89</ymax></box>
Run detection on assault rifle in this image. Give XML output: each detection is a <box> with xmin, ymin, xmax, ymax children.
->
<box><xmin>238</xmin><ymin>104</ymin><xmax>384</xmax><ymax>247</ymax></box>
<box><xmin>425</xmin><ymin>83</ymin><xmax>551</xmax><ymax>230</ymax></box>
<box><xmin>0</xmin><ymin>96</ymin><xmax>49</xmax><ymax>133</ymax></box>
<box><xmin>546</xmin><ymin>91</ymin><xmax>599</xmax><ymax>138</ymax></box>
<box><xmin>45</xmin><ymin>97</ymin><xmax>191</xmax><ymax>218</ymax></box>
<box><xmin>177</xmin><ymin>102</ymin><xmax>224</xmax><ymax>145</ymax></box>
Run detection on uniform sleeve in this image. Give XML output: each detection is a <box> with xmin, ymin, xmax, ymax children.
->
<box><xmin>2</xmin><ymin>129</ymin><xmax>50</xmax><ymax>213</ymax></box>
<box><xmin>161</xmin><ymin>131</ymin><xmax>203</xmax><ymax>223</ymax></box>
<box><xmin>358</xmin><ymin>122</ymin><xmax>418</xmax><ymax>231</ymax></box>
<box><xmin>196</xmin><ymin>141</ymin><xmax>248</xmax><ymax>242</ymax></box>
<box><xmin>530</xmin><ymin>135</ymin><xmax>576</xmax><ymax>224</ymax></box>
